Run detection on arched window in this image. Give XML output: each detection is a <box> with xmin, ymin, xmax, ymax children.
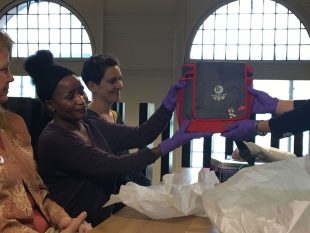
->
<box><xmin>188</xmin><ymin>0</ymin><xmax>310</xmax><ymax>166</ymax></box>
<box><xmin>190</xmin><ymin>0</ymin><xmax>310</xmax><ymax>61</ymax></box>
<box><xmin>0</xmin><ymin>1</ymin><xmax>93</xmax><ymax>97</ymax></box>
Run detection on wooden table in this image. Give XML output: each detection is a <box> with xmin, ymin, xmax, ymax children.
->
<box><xmin>90</xmin><ymin>168</ymin><xmax>219</xmax><ymax>233</ymax></box>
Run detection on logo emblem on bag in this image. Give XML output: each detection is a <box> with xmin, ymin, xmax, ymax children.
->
<box><xmin>211</xmin><ymin>85</ymin><xmax>227</xmax><ymax>101</ymax></box>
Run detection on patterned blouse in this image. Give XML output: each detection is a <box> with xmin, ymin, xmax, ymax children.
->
<box><xmin>0</xmin><ymin>111</ymin><xmax>69</xmax><ymax>233</ymax></box>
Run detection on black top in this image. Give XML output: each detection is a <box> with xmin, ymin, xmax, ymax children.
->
<box><xmin>37</xmin><ymin>104</ymin><xmax>171</xmax><ymax>226</ymax></box>
<box><xmin>269</xmin><ymin>100</ymin><xmax>310</xmax><ymax>138</ymax></box>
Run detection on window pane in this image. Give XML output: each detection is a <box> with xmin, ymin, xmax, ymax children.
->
<box><xmin>38</xmin><ymin>14</ymin><xmax>49</xmax><ymax>28</ymax></box>
<box><xmin>263</xmin><ymin>14</ymin><xmax>275</xmax><ymax>29</ymax></box>
<box><xmin>202</xmin><ymin>45</ymin><xmax>213</xmax><ymax>59</ymax></box>
<box><xmin>61</xmin><ymin>44</ymin><xmax>71</xmax><ymax>57</ymax></box>
<box><xmin>214</xmin><ymin>30</ymin><xmax>226</xmax><ymax>44</ymax></box>
<box><xmin>276</xmin><ymin>14</ymin><xmax>288</xmax><ymax>29</ymax></box>
<box><xmin>239</xmin><ymin>30</ymin><xmax>250</xmax><ymax>44</ymax></box>
<box><xmin>190</xmin><ymin>45</ymin><xmax>202</xmax><ymax>59</ymax></box>
<box><xmin>50</xmin><ymin>14</ymin><xmax>60</xmax><ymax>28</ymax></box>
<box><xmin>214</xmin><ymin>45</ymin><xmax>226</xmax><ymax>59</ymax></box>
<box><xmin>82</xmin><ymin>44</ymin><xmax>92</xmax><ymax>58</ymax></box>
<box><xmin>239</xmin><ymin>14</ymin><xmax>251</xmax><ymax>29</ymax></box>
<box><xmin>252</xmin><ymin>0</ymin><xmax>264</xmax><ymax>13</ymax></box>
<box><xmin>263</xmin><ymin>30</ymin><xmax>274</xmax><ymax>44</ymax></box>
<box><xmin>287</xmin><ymin>45</ymin><xmax>299</xmax><ymax>60</ymax></box>
<box><xmin>61</xmin><ymin>29</ymin><xmax>70</xmax><ymax>43</ymax></box>
<box><xmin>71</xmin><ymin>44</ymin><xmax>81</xmax><ymax>58</ymax></box>
<box><xmin>28</xmin><ymin>44</ymin><xmax>39</xmax><ymax>55</ymax></box>
<box><xmin>18</xmin><ymin>3</ymin><xmax>27</xmax><ymax>14</ymax></box>
<box><xmin>215</xmin><ymin>14</ymin><xmax>226</xmax><ymax>29</ymax></box>
<box><xmin>18</xmin><ymin>15</ymin><xmax>27</xmax><ymax>28</ymax></box>
<box><xmin>250</xmin><ymin>45</ymin><xmax>262</xmax><ymax>60</ymax></box>
<box><xmin>227</xmin><ymin>1</ymin><xmax>239</xmax><ymax>14</ymax></box>
<box><xmin>262</xmin><ymin>45</ymin><xmax>274</xmax><ymax>60</ymax></box>
<box><xmin>71</xmin><ymin>29</ymin><xmax>81</xmax><ymax>43</ymax></box>
<box><xmin>18</xmin><ymin>29</ymin><xmax>28</xmax><ymax>43</ymax></box>
<box><xmin>38</xmin><ymin>2</ymin><xmax>49</xmax><ymax>14</ymax></box>
<box><xmin>50</xmin><ymin>29</ymin><xmax>60</xmax><ymax>43</ymax></box>
<box><xmin>38</xmin><ymin>43</ymin><xmax>50</xmax><ymax>50</ymax></box>
<box><xmin>275</xmin><ymin>45</ymin><xmax>287</xmax><ymax>60</ymax></box>
<box><xmin>251</xmin><ymin>30</ymin><xmax>262</xmax><ymax>44</ymax></box>
<box><xmin>61</xmin><ymin>14</ymin><xmax>71</xmax><ymax>28</ymax></box>
<box><xmin>18</xmin><ymin>43</ymin><xmax>28</xmax><ymax>56</ymax></box>
<box><xmin>275</xmin><ymin>30</ymin><xmax>287</xmax><ymax>44</ymax></box>
<box><xmin>251</xmin><ymin>14</ymin><xmax>263</xmax><ymax>29</ymax></box>
<box><xmin>39</xmin><ymin>29</ymin><xmax>49</xmax><ymax>43</ymax></box>
<box><xmin>28</xmin><ymin>3</ymin><xmax>38</xmax><ymax>14</ymax></box>
<box><xmin>28</xmin><ymin>15</ymin><xmax>38</xmax><ymax>28</ymax></box>
<box><xmin>71</xmin><ymin>15</ymin><xmax>81</xmax><ymax>28</ymax></box>
<box><xmin>216</xmin><ymin>5</ymin><xmax>227</xmax><ymax>14</ymax></box>
<box><xmin>6</xmin><ymin>29</ymin><xmax>17</xmax><ymax>42</ymax></box>
<box><xmin>226</xmin><ymin>45</ymin><xmax>238</xmax><ymax>60</ymax></box>
<box><xmin>300</xmin><ymin>29</ymin><xmax>310</xmax><ymax>44</ymax></box>
<box><xmin>288</xmin><ymin>14</ymin><xmax>300</xmax><ymax>28</ymax></box>
<box><xmin>204</xmin><ymin>30</ymin><xmax>214</xmax><ymax>44</ymax></box>
<box><xmin>28</xmin><ymin>29</ymin><xmax>38</xmax><ymax>43</ymax></box>
<box><xmin>276</xmin><ymin>3</ymin><xmax>288</xmax><ymax>14</ymax></box>
<box><xmin>204</xmin><ymin>15</ymin><xmax>215</xmax><ymax>29</ymax></box>
<box><xmin>227</xmin><ymin>30</ymin><xmax>238</xmax><ymax>44</ymax></box>
<box><xmin>82</xmin><ymin>30</ymin><xmax>90</xmax><ymax>43</ymax></box>
<box><xmin>49</xmin><ymin>2</ymin><xmax>60</xmax><ymax>14</ymax></box>
<box><xmin>238</xmin><ymin>45</ymin><xmax>249</xmax><ymax>59</ymax></box>
<box><xmin>50</xmin><ymin>44</ymin><xmax>61</xmax><ymax>57</ymax></box>
<box><xmin>300</xmin><ymin>45</ymin><xmax>310</xmax><ymax>60</ymax></box>
<box><xmin>288</xmin><ymin>29</ymin><xmax>300</xmax><ymax>44</ymax></box>
<box><xmin>264</xmin><ymin>1</ymin><xmax>275</xmax><ymax>13</ymax></box>
<box><xmin>239</xmin><ymin>0</ymin><xmax>251</xmax><ymax>13</ymax></box>
<box><xmin>192</xmin><ymin>30</ymin><xmax>202</xmax><ymax>44</ymax></box>
<box><xmin>227</xmin><ymin>14</ymin><xmax>238</xmax><ymax>29</ymax></box>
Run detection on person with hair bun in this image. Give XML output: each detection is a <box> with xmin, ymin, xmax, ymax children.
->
<box><xmin>24</xmin><ymin>49</ymin><xmax>211</xmax><ymax>226</ymax></box>
<box><xmin>0</xmin><ymin>32</ymin><xmax>91</xmax><ymax>233</ymax></box>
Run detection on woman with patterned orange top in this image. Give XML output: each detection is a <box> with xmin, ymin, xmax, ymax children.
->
<box><xmin>0</xmin><ymin>31</ymin><xmax>91</xmax><ymax>233</ymax></box>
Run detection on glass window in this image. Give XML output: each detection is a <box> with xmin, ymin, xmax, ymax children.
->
<box><xmin>1</xmin><ymin>1</ymin><xmax>93</xmax><ymax>98</ymax></box>
<box><xmin>190</xmin><ymin>0</ymin><xmax>310</xmax><ymax>61</ymax></box>
<box><xmin>0</xmin><ymin>1</ymin><xmax>92</xmax><ymax>58</ymax></box>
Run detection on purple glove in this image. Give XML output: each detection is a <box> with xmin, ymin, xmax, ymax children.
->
<box><xmin>221</xmin><ymin>120</ymin><xmax>257</xmax><ymax>141</ymax></box>
<box><xmin>162</xmin><ymin>81</ymin><xmax>187</xmax><ymax>111</ymax></box>
<box><xmin>159</xmin><ymin>120</ymin><xmax>212</xmax><ymax>154</ymax></box>
<box><xmin>248</xmin><ymin>87</ymin><xmax>279</xmax><ymax>114</ymax></box>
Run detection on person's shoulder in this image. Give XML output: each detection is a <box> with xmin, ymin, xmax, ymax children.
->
<box><xmin>86</xmin><ymin>108</ymin><xmax>100</xmax><ymax>118</ymax></box>
<box><xmin>3</xmin><ymin>111</ymin><xmax>27</xmax><ymax>129</ymax></box>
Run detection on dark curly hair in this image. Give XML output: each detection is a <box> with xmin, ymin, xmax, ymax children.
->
<box><xmin>81</xmin><ymin>53</ymin><xmax>119</xmax><ymax>85</ymax></box>
<box><xmin>24</xmin><ymin>50</ymin><xmax>75</xmax><ymax>101</ymax></box>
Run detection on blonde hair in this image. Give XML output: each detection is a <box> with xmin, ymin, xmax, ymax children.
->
<box><xmin>0</xmin><ymin>30</ymin><xmax>14</xmax><ymax>57</ymax></box>
<box><xmin>0</xmin><ymin>31</ymin><xmax>15</xmax><ymax>137</ymax></box>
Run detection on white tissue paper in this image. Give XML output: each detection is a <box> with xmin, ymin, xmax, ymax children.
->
<box><xmin>203</xmin><ymin>156</ymin><xmax>310</xmax><ymax>233</ymax></box>
<box><xmin>104</xmin><ymin>168</ymin><xmax>219</xmax><ymax>219</ymax></box>
<box><xmin>245</xmin><ymin>142</ymin><xmax>296</xmax><ymax>162</ymax></box>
